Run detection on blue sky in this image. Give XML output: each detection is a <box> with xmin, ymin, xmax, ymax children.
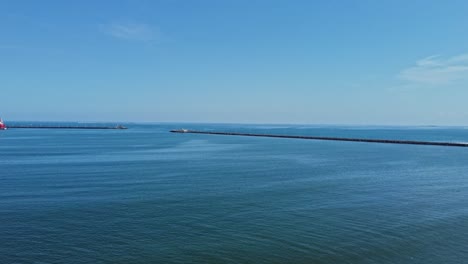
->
<box><xmin>1</xmin><ymin>0</ymin><xmax>468</xmax><ymax>125</ymax></box>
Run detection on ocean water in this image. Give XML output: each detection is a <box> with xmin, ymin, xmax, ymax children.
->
<box><xmin>1</xmin><ymin>123</ymin><xmax>468</xmax><ymax>264</ymax></box>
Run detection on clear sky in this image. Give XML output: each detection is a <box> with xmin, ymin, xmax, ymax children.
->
<box><xmin>1</xmin><ymin>0</ymin><xmax>468</xmax><ymax>125</ymax></box>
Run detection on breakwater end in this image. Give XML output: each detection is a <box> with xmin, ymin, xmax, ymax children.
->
<box><xmin>170</xmin><ymin>129</ymin><xmax>468</xmax><ymax>148</ymax></box>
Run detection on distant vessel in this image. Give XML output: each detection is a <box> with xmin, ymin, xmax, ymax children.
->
<box><xmin>0</xmin><ymin>118</ymin><xmax>6</xmax><ymax>130</ymax></box>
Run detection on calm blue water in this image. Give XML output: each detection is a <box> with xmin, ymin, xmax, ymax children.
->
<box><xmin>1</xmin><ymin>123</ymin><xmax>468</xmax><ymax>263</ymax></box>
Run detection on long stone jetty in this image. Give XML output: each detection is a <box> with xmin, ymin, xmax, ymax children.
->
<box><xmin>7</xmin><ymin>125</ymin><xmax>127</xmax><ymax>130</ymax></box>
<box><xmin>170</xmin><ymin>129</ymin><xmax>468</xmax><ymax>148</ymax></box>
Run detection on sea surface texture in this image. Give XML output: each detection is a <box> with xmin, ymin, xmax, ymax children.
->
<box><xmin>1</xmin><ymin>123</ymin><xmax>468</xmax><ymax>264</ymax></box>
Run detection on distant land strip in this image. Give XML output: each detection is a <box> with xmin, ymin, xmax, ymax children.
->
<box><xmin>170</xmin><ymin>129</ymin><xmax>468</xmax><ymax>148</ymax></box>
<box><xmin>8</xmin><ymin>125</ymin><xmax>127</xmax><ymax>130</ymax></box>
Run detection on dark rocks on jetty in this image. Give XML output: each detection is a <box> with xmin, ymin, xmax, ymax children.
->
<box><xmin>170</xmin><ymin>129</ymin><xmax>468</xmax><ymax>148</ymax></box>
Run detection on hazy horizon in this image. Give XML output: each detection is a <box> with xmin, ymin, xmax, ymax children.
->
<box><xmin>5</xmin><ymin>119</ymin><xmax>468</xmax><ymax>128</ymax></box>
